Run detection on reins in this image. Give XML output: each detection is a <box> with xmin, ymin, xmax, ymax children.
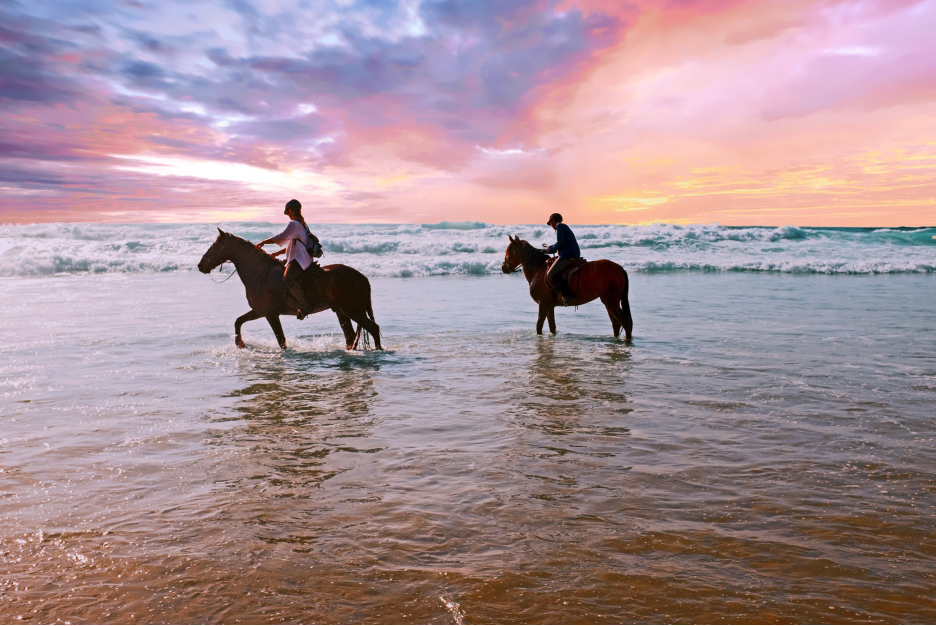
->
<box><xmin>208</xmin><ymin>263</ymin><xmax>239</xmax><ymax>283</ymax></box>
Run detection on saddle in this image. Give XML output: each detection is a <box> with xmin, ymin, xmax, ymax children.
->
<box><xmin>267</xmin><ymin>262</ymin><xmax>323</xmax><ymax>295</ymax></box>
<box><xmin>545</xmin><ymin>257</ymin><xmax>587</xmax><ymax>290</ymax></box>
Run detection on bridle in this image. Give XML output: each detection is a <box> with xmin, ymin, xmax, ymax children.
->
<box><xmin>204</xmin><ymin>241</ymin><xmax>239</xmax><ymax>283</ymax></box>
<box><xmin>503</xmin><ymin>243</ymin><xmax>523</xmax><ymax>273</ymax></box>
<box><xmin>209</xmin><ymin>262</ymin><xmax>239</xmax><ymax>283</ymax></box>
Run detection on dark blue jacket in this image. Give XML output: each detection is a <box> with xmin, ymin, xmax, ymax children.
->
<box><xmin>547</xmin><ymin>223</ymin><xmax>581</xmax><ymax>259</ymax></box>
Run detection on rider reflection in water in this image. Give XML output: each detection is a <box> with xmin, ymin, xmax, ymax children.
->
<box><xmin>254</xmin><ymin>199</ymin><xmax>318</xmax><ymax>320</ymax></box>
<box><xmin>544</xmin><ymin>213</ymin><xmax>581</xmax><ymax>304</ymax></box>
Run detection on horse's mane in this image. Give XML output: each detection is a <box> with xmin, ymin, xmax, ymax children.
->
<box><xmin>519</xmin><ymin>239</ymin><xmax>549</xmax><ymax>267</ymax></box>
<box><xmin>225</xmin><ymin>232</ymin><xmax>285</xmax><ymax>268</ymax></box>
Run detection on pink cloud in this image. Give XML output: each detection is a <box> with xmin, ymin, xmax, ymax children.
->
<box><xmin>1</xmin><ymin>0</ymin><xmax>934</xmax><ymax>225</ymax></box>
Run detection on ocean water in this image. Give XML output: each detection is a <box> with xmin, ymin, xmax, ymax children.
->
<box><xmin>1</xmin><ymin>222</ymin><xmax>935</xmax><ymax>623</ymax></box>
<box><xmin>1</xmin><ymin>221</ymin><xmax>934</xmax><ymax>277</ymax></box>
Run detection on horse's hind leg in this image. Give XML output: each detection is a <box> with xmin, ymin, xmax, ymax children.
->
<box><xmin>547</xmin><ymin>307</ymin><xmax>557</xmax><ymax>335</ymax></box>
<box><xmin>601</xmin><ymin>295</ymin><xmax>623</xmax><ymax>339</ymax></box>
<box><xmin>335</xmin><ymin>310</ymin><xmax>357</xmax><ymax>350</ymax></box>
<box><xmin>235</xmin><ymin>310</ymin><xmax>262</xmax><ymax>348</ymax></box>
<box><xmin>621</xmin><ymin>283</ymin><xmax>633</xmax><ymax>344</ymax></box>
<box><xmin>266</xmin><ymin>315</ymin><xmax>287</xmax><ymax>349</ymax></box>
<box><xmin>366</xmin><ymin>302</ymin><xmax>382</xmax><ymax>350</ymax></box>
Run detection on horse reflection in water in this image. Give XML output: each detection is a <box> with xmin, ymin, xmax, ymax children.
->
<box><xmin>198</xmin><ymin>229</ymin><xmax>381</xmax><ymax>351</ymax></box>
<box><xmin>218</xmin><ymin>359</ymin><xmax>380</xmax><ymax>501</ymax></box>
<box><xmin>518</xmin><ymin>337</ymin><xmax>633</xmax><ymax>431</ymax></box>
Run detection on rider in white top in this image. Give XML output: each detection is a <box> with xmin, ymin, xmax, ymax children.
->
<box><xmin>267</xmin><ymin>217</ymin><xmax>313</xmax><ymax>270</ymax></box>
<box><xmin>255</xmin><ymin>199</ymin><xmax>316</xmax><ymax>319</ymax></box>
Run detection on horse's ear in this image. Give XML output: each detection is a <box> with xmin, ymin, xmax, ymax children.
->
<box><xmin>508</xmin><ymin>234</ymin><xmax>516</xmax><ymax>242</ymax></box>
<box><xmin>217</xmin><ymin>227</ymin><xmax>225</xmax><ymax>237</ymax></box>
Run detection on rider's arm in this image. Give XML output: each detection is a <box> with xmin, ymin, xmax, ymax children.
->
<box><xmin>271</xmin><ymin>248</ymin><xmax>286</xmax><ymax>257</ymax></box>
<box><xmin>547</xmin><ymin>225</ymin><xmax>566</xmax><ymax>254</ymax></box>
<box><xmin>257</xmin><ymin>222</ymin><xmax>299</xmax><ymax>248</ymax></box>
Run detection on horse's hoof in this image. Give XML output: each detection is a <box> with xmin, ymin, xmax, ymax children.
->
<box><xmin>346</xmin><ymin>344</ymin><xmax>354</xmax><ymax>351</ymax></box>
<box><xmin>235</xmin><ymin>337</ymin><xmax>245</xmax><ymax>349</ymax></box>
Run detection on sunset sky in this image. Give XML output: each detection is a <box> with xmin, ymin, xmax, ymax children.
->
<box><xmin>1</xmin><ymin>0</ymin><xmax>934</xmax><ymax>225</ymax></box>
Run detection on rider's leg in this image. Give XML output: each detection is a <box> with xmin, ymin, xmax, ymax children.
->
<box><xmin>548</xmin><ymin>258</ymin><xmax>576</xmax><ymax>303</ymax></box>
<box><xmin>284</xmin><ymin>260</ymin><xmax>311</xmax><ymax>319</ymax></box>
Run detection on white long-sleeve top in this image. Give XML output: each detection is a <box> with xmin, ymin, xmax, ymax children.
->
<box><xmin>268</xmin><ymin>220</ymin><xmax>313</xmax><ymax>270</ymax></box>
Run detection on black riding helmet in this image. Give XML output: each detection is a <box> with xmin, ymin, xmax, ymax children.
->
<box><xmin>546</xmin><ymin>213</ymin><xmax>563</xmax><ymax>226</ymax></box>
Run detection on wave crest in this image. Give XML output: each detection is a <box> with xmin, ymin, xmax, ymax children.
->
<box><xmin>1</xmin><ymin>222</ymin><xmax>932</xmax><ymax>277</ymax></box>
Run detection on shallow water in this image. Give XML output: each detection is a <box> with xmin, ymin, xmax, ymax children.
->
<box><xmin>1</xmin><ymin>270</ymin><xmax>935</xmax><ymax>623</ymax></box>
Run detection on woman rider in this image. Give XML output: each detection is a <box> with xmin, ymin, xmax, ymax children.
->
<box><xmin>254</xmin><ymin>199</ymin><xmax>317</xmax><ymax>319</ymax></box>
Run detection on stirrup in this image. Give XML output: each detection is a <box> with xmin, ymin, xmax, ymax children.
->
<box><xmin>296</xmin><ymin>309</ymin><xmax>306</xmax><ymax>320</ymax></box>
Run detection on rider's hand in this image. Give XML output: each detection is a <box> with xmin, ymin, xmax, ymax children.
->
<box><xmin>255</xmin><ymin>242</ymin><xmax>264</xmax><ymax>249</ymax></box>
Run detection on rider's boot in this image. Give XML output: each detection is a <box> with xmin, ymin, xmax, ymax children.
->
<box><xmin>557</xmin><ymin>279</ymin><xmax>576</xmax><ymax>305</ymax></box>
<box><xmin>285</xmin><ymin>280</ymin><xmax>313</xmax><ymax>320</ymax></box>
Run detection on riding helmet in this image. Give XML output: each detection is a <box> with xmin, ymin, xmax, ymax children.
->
<box><xmin>284</xmin><ymin>199</ymin><xmax>302</xmax><ymax>214</ymax></box>
<box><xmin>546</xmin><ymin>213</ymin><xmax>563</xmax><ymax>225</ymax></box>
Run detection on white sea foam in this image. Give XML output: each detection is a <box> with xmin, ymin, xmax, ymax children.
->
<box><xmin>0</xmin><ymin>222</ymin><xmax>933</xmax><ymax>277</ymax></box>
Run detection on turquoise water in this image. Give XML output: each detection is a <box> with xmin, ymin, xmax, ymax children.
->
<box><xmin>1</xmin><ymin>265</ymin><xmax>934</xmax><ymax>623</ymax></box>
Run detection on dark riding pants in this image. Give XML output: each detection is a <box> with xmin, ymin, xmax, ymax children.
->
<box><xmin>548</xmin><ymin>257</ymin><xmax>577</xmax><ymax>297</ymax></box>
<box><xmin>284</xmin><ymin>260</ymin><xmax>311</xmax><ymax>313</ymax></box>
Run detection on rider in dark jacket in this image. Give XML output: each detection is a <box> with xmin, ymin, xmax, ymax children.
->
<box><xmin>545</xmin><ymin>213</ymin><xmax>580</xmax><ymax>304</ymax></box>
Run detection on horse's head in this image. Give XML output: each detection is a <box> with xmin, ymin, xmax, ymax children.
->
<box><xmin>198</xmin><ymin>228</ymin><xmax>232</xmax><ymax>273</ymax></box>
<box><xmin>502</xmin><ymin>235</ymin><xmax>524</xmax><ymax>274</ymax></box>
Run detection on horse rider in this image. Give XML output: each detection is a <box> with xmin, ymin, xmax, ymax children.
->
<box><xmin>544</xmin><ymin>212</ymin><xmax>581</xmax><ymax>304</ymax></box>
<box><xmin>254</xmin><ymin>199</ymin><xmax>319</xmax><ymax>320</ymax></box>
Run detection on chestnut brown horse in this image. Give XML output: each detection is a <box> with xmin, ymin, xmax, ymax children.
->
<box><xmin>198</xmin><ymin>229</ymin><xmax>381</xmax><ymax>350</ymax></box>
<box><xmin>501</xmin><ymin>235</ymin><xmax>633</xmax><ymax>342</ymax></box>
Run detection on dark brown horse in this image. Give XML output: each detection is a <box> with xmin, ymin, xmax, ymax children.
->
<box><xmin>198</xmin><ymin>229</ymin><xmax>382</xmax><ymax>350</ymax></box>
<box><xmin>501</xmin><ymin>235</ymin><xmax>633</xmax><ymax>342</ymax></box>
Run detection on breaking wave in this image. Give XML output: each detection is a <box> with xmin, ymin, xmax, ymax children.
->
<box><xmin>0</xmin><ymin>222</ymin><xmax>933</xmax><ymax>277</ymax></box>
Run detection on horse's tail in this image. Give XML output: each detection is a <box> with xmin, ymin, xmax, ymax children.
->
<box><xmin>352</xmin><ymin>285</ymin><xmax>378</xmax><ymax>350</ymax></box>
<box><xmin>354</xmin><ymin>324</ymin><xmax>372</xmax><ymax>350</ymax></box>
<box><xmin>620</xmin><ymin>268</ymin><xmax>634</xmax><ymax>337</ymax></box>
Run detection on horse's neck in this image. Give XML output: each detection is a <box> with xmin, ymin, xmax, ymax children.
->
<box><xmin>227</xmin><ymin>238</ymin><xmax>277</xmax><ymax>285</ymax></box>
<box><xmin>520</xmin><ymin>243</ymin><xmax>547</xmax><ymax>284</ymax></box>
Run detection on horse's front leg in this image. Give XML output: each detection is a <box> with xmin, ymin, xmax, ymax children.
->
<box><xmin>547</xmin><ymin>307</ymin><xmax>557</xmax><ymax>335</ymax></box>
<box><xmin>234</xmin><ymin>310</ymin><xmax>262</xmax><ymax>348</ymax></box>
<box><xmin>536</xmin><ymin>302</ymin><xmax>550</xmax><ymax>335</ymax></box>
<box><xmin>266</xmin><ymin>315</ymin><xmax>287</xmax><ymax>349</ymax></box>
